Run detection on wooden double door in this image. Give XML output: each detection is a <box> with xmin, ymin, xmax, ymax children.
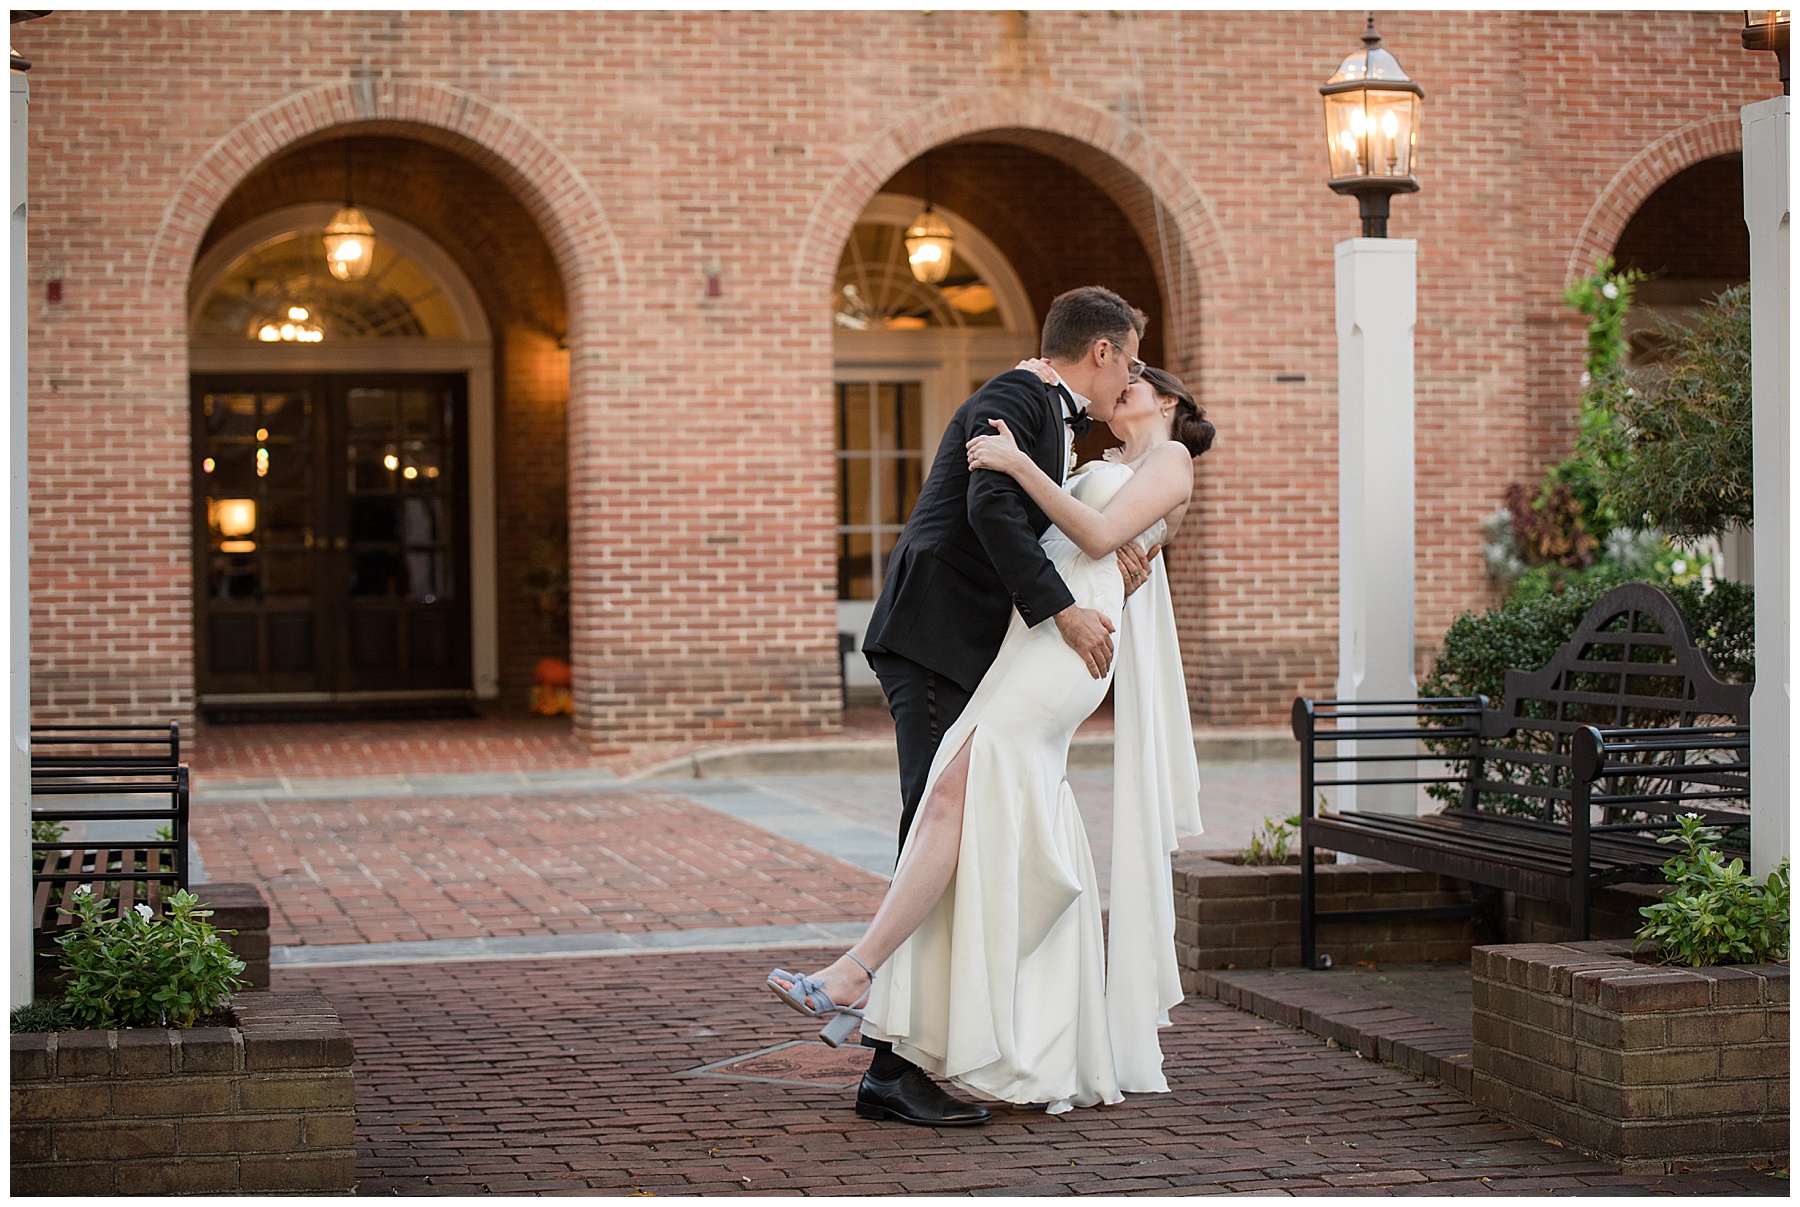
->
<box><xmin>192</xmin><ymin>373</ymin><xmax>471</xmax><ymax>700</ymax></box>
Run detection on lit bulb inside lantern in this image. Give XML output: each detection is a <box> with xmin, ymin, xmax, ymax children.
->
<box><xmin>287</xmin><ymin>306</ymin><xmax>309</xmax><ymax>321</ymax></box>
<box><xmin>332</xmin><ymin>240</ymin><xmax>364</xmax><ymax>264</ymax></box>
<box><xmin>383</xmin><ymin>453</ymin><xmax>399</xmax><ymax>471</ymax></box>
<box><xmin>909</xmin><ymin>244</ymin><xmax>944</xmax><ymax>266</ymax></box>
<box><xmin>1349</xmin><ymin>109</ymin><xmax>1368</xmax><ymax>136</ymax></box>
<box><xmin>280</xmin><ymin>323</ymin><xmax>296</xmax><ymax>340</ymax></box>
<box><xmin>1382</xmin><ymin>110</ymin><xmax>1399</xmax><ymax>137</ymax></box>
<box><xmin>258</xmin><ymin>325</ymin><xmax>281</xmax><ymax>342</ymax></box>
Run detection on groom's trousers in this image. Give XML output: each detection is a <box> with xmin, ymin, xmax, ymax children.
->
<box><xmin>868</xmin><ymin>652</ymin><xmax>977</xmax><ymax>853</ymax></box>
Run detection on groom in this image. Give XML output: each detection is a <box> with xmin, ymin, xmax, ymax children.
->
<box><xmin>857</xmin><ymin>285</ymin><xmax>1150</xmax><ymax>1126</ymax></box>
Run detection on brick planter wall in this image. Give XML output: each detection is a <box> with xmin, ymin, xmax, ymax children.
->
<box><xmin>10</xmin><ymin>991</ymin><xmax>355</xmax><ymax>1195</ymax></box>
<box><xmin>1471</xmin><ymin>940</ymin><xmax>1789</xmax><ymax>1172</ymax></box>
<box><xmin>1172</xmin><ymin>854</ymin><xmax>1481</xmax><ymax>983</ymax></box>
<box><xmin>33</xmin><ymin>881</ymin><xmax>271</xmax><ymax>999</ymax></box>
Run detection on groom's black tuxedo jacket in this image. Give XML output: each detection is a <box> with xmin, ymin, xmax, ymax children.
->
<box><xmin>863</xmin><ymin>369</ymin><xmax>1076</xmax><ymax>693</ymax></box>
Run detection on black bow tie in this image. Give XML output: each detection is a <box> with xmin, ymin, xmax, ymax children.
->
<box><xmin>1058</xmin><ymin>386</ymin><xmax>1092</xmax><ymax>440</ymax></box>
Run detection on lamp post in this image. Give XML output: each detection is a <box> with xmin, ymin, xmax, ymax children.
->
<box><xmin>1741</xmin><ymin>12</ymin><xmax>1791</xmax><ymax>878</ymax></box>
<box><xmin>1325</xmin><ymin>15</ymin><xmax>1422</xmax><ymax>818</ymax></box>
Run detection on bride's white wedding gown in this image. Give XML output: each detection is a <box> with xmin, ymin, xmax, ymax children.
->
<box><xmin>860</xmin><ymin>460</ymin><xmax>1203</xmax><ymax>1113</ymax></box>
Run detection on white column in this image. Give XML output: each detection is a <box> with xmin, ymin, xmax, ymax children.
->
<box><xmin>10</xmin><ymin>62</ymin><xmax>31</xmax><ymax>1007</ymax></box>
<box><xmin>1744</xmin><ymin>95</ymin><xmax>1790</xmax><ymax>879</ymax></box>
<box><xmin>1336</xmin><ymin>238</ymin><xmax>1418</xmax><ymax>816</ymax></box>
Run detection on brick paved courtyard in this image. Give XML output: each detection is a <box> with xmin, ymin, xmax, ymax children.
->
<box><xmin>280</xmin><ymin>949</ymin><xmax>1785</xmax><ymax>1196</ymax></box>
<box><xmin>194</xmin><ymin>787</ymin><xmax>886</xmax><ymax>947</ymax></box>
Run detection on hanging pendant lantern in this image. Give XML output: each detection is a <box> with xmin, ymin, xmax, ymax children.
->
<box><xmin>903</xmin><ymin>204</ymin><xmax>955</xmax><ymax>284</ymax></box>
<box><xmin>324</xmin><ymin>205</ymin><xmax>374</xmax><ymax>281</ymax></box>
<box><xmin>324</xmin><ymin>141</ymin><xmax>375</xmax><ymax>281</ymax></box>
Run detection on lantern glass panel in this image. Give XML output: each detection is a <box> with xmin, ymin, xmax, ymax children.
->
<box><xmin>1323</xmin><ymin>90</ymin><xmax>1419</xmax><ymax>182</ymax></box>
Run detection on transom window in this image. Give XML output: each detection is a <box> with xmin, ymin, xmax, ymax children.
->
<box><xmin>192</xmin><ymin>230</ymin><xmax>463</xmax><ymax>343</ymax></box>
<box><xmin>834</xmin><ymin>223</ymin><xmax>1004</xmax><ymax>332</ymax></box>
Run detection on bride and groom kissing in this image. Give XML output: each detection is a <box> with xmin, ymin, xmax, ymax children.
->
<box><xmin>770</xmin><ymin>285</ymin><xmax>1216</xmax><ymax>1124</ymax></box>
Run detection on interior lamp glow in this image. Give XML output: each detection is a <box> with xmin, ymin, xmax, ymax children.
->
<box><xmin>903</xmin><ymin>204</ymin><xmax>955</xmax><ymax>285</ymax></box>
<box><xmin>214</xmin><ymin>497</ymin><xmax>256</xmax><ymax>538</ymax></box>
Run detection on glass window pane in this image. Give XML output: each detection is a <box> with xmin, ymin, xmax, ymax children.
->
<box><xmin>206</xmin><ymin>447</ymin><xmax>257</xmax><ymax>495</ymax></box>
<box><xmin>260</xmin><ymin>392</ymin><xmax>309</xmax><ymax>439</ymax></box>
<box><xmin>401</xmin><ymin>497</ymin><xmax>444</xmax><ymax>546</ymax></box>
<box><xmin>876</xmin><ymin>530</ymin><xmax>901</xmax><ymax>594</ymax></box>
<box><xmin>263</xmin><ymin>553</ymin><xmax>312</xmax><ymax>598</ymax></box>
<box><xmin>350</xmin><ymin>550</ymin><xmax>404</xmax><ymax>597</ymax></box>
<box><xmin>839</xmin><ymin>457</ymin><xmax>871</xmax><ymax>527</ymax></box>
<box><xmin>403</xmin><ymin>389</ymin><xmax>438</xmax><ymax>438</ymax></box>
<box><xmin>348</xmin><ymin>497</ymin><xmax>401</xmax><ymax>544</ymax></box>
<box><xmin>347</xmin><ymin>389</ymin><xmax>396</xmax><ymax>438</ymax></box>
<box><xmin>204</xmin><ymin>393</ymin><xmax>259</xmax><ymax>439</ymax></box>
<box><xmin>897</xmin><ymin>455</ymin><xmax>922</xmax><ymax>525</ymax></box>
<box><xmin>837</xmin><ymin>531</ymin><xmax>874</xmax><ymax>601</ymax></box>
<box><xmin>838</xmin><ymin>383</ymin><xmax>872</xmax><ymax>452</ymax></box>
<box><xmin>875</xmin><ymin>381</ymin><xmax>923</xmax><ymax>452</ymax></box>
<box><xmin>349</xmin><ymin>444</ymin><xmax>397</xmax><ymax>492</ymax></box>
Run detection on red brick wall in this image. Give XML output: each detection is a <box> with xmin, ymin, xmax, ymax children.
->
<box><xmin>14</xmin><ymin>10</ymin><xmax>1773</xmax><ymax>743</ymax></box>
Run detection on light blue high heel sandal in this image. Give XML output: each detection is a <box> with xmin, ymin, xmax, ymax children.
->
<box><xmin>766</xmin><ymin>951</ymin><xmax>876</xmax><ymax>1047</ymax></box>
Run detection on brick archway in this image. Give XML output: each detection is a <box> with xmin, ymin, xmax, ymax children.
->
<box><xmin>793</xmin><ymin>89</ymin><xmax>1231</xmax><ymax>373</ymax></box>
<box><xmin>1564</xmin><ymin>112</ymin><xmax>1743</xmax><ymax>286</ymax></box>
<box><xmin>144</xmin><ymin>78</ymin><xmax>622</xmax><ymax>323</ymax></box>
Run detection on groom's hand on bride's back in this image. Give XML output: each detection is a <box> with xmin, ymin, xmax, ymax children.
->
<box><xmin>1054</xmin><ymin>605</ymin><xmax>1115</xmax><ymax>679</ymax></box>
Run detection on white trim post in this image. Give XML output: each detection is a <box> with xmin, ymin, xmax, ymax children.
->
<box><xmin>10</xmin><ymin>58</ymin><xmax>31</xmax><ymax>1006</ymax></box>
<box><xmin>1744</xmin><ymin>94</ymin><xmax>1790</xmax><ymax>878</ymax></box>
<box><xmin>1335</xmin><ymin>237</ymin><xmax>1419</xmax><ymax>817</ymax></box>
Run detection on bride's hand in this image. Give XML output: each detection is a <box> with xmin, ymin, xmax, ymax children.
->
<box><xmin>967</xmin><ymin>417</ymin><xmax>1030</xmax><ymax>476</ymax></box>
<box><xmin>1014</xmin><ymin>357</ymin><xmax>1057</xmax><ymax>385</ymax></box>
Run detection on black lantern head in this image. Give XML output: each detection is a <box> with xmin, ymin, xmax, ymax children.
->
<box><xmin>1321</xmin><ymin>15</ymin><xmax>1424</xmax><ymax>238</ymax></box>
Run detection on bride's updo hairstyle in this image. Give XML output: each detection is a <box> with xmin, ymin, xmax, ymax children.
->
<box><xmin>1140</xmin><ymin>366</ymin><xmax>1215</xmax><ymax>458</ymax></box>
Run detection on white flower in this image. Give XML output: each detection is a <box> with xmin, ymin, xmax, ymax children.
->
<box><xmin>72</xmin><ymin>885</ymin><xmax>91</xmax><ymax>897</ymax></box>
<box><xmin>134</xmin><ymin>903</ymin><xmax>154</xmax><ymax>920</ymax></box>
<box><xmin>1671</xmin><ymin>559</ymin><xmax>1687</xmax><ymax>576</ymax></box>
<box><xmin>1601</xmin><ymin>282</ymin><xmax>1619</xmax><ymax>300</ymax></box>
<box><xmin>1580</xmin><ymin>371</ymin><xmax>1591</xmax><ymax>387</ymax></box>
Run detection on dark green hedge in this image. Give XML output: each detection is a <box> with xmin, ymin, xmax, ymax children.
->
<box><xmin>1422</xmin><ymin>575</ymin><xmax>1753</xmax><ymax>708</ymax></box>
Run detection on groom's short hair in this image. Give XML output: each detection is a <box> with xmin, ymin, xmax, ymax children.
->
<box><xmin>1040</xmin><ymin>286</ymin><xmax>1146</xmax><ymax>362</ymax></box>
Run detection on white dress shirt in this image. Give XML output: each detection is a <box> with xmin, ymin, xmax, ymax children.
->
<box><xmin>1043</xmin><ymin>367</ymin><xmax>1089</xmax><ymax>483</ymax></box>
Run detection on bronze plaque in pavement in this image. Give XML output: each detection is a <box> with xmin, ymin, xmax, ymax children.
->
<box><xmin>685</xmin><ymin>1040</ymin><xmax>868</xmax><ymax>1089</ymax></box>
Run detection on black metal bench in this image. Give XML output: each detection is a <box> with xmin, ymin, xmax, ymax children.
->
<box><xmin>29</xmin><ymin>724</ymin><xmax>190</xmax><ymax>945</ymax></box>
<box><xmin>1293</xmin><ymin>583</ymin><xmax>1751</xmax><ymax>968</ymax></box>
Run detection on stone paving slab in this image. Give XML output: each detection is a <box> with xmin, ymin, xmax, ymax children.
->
<box><xmin>275</xmin><ymin>948</ymin><xmax>1786</xmax><ymax>1196</ymax></box>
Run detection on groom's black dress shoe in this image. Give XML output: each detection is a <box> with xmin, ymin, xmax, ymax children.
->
<box><xmin>855</xmin><ymin>1066</ymin><xmax>991</xmax><ymax>1127</ymax></box>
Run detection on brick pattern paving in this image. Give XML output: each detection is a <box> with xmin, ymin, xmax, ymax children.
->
<box><xmin>193</xmin><ymin>789</ymin><xmax>886</xmax><ymax>947</ymax></box>
<box><xmin>279</xmin><ymin>950</ymin><xmax>1786</xmax><ymax>1196</ymax></box>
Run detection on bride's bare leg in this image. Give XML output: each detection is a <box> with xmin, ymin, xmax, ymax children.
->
<box><xmin>776</xmin><ymin>734</ymin><xmax>975</xmax><ymax>1007</ymax></box>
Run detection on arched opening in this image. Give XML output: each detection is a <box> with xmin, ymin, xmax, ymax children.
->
<box><xmin>832</xmin><ymin>140</ymin><xmax>1173</xmax><ymax>698</ymax></box>
<box><xmin>188</xmin><ymin>134</ymin><xmax>569</xmax><ymax>716</ymax></box>
<box><xmin>1611</xmin><ymin>153</ymin><xmax>1749</xmax><ymax>364</ymax></box>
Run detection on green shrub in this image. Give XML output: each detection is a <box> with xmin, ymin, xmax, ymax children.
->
<box><xmin>1242</xmin><ymin>814</ymin><xmax>1299</xmax><ymax>866</ymax></box>
<box><xmin>56</xmin><ymin>888</ymin><xmax>247</xmax><ymax>1029</ymax></box>
<box><xmin>10</xmin><ymin>998</ymin><xmax>74</xmax><ymax>1034</ymax></box>
<box><xmin>1637</xmin><ymin>814</ymin><xmax>1789</xmax><ymax>967</ymax></box>
<box><xmin>30</xmin><ymin>818</ymin><xmax>67</xmax><ymax>844</ymax></box>
<box><xmin>1598</xmin><ymin>285</ymin><xmax>1753</xmax><ymax>541</ymax></box>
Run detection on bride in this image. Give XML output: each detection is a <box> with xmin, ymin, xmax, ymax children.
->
<box><xmin>769</xmin><ymin>362</ymin><xmax>1214</xmax><ymax>1113</ymax></box>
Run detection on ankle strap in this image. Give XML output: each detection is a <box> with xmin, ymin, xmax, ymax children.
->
<box><xmin>844</xmin><ymin>950</ymin><xmax>876</xmax><ymax>983</ymax></box>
